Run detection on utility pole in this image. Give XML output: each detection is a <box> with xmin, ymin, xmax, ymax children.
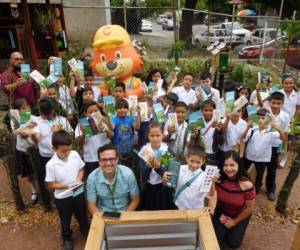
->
<box><xmin>279</xmin><ymin>0</ymin><xmax>285</xmax><ymax>20</ymax></box>
<box><xmin>172</xmin><ymin>0</ymin><xmax>179</xmax><ymax>42</ymax></box>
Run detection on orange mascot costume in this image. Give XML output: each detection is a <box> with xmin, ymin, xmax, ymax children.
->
<box><xmin>93</xmin><ymin>25</ymin><xmax>144</xmax><ymax>98</ymax></box>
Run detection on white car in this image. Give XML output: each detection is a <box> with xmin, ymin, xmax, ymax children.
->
<box><xmin>244</xmin><ymin>28</ymin><xmax>281</xmax><ymax>45</ymax></box>
<box><xmin>220</xmin><ymin>22</ymin><xmax>251</xmax><ymax>39</ymax></box>
<box><xmin>157</xmin><ymin>14</ymin><xmax>171</xmax><ymax>24</ymax></box>
<box><xmin>162</xmin><ymin>18</ymin><xmax>174</xmax><ymax>30</ymax></box>
<box><xmin>141</xmin><ymin>19</ymin><xmax>152</xmax><ymax>32</ymax></box>
<box><xmin>193</xmin><ymin>29</ymin><xmax>242</xmax><ymax>46</ymax></box>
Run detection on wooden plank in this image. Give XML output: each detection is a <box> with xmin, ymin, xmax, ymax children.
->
<box><xmin>198</xmin><ymin>209</ymin><xmax>220</xmax><ymax>250</ymax></box>
<box><xmin>103</xmin><ymin>209</ymin><xmax>204</xmax><ymax>225</ymax></box>
<box><xmin>85</xmin><ymin>213</ymin><xmax>105</xmax><ymax>250</ymax></box>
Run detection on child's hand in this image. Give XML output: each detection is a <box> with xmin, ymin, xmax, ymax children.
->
<box><xmin>151</xmin><ymin>158</ymin><xmax>161</xmax><ymax>169</ymax></box>
<box><xmin>191</xmin><ymin>128</ymin><xmax>199</xmax><ymax>139</ymax></box>
<box><xmin>216</xmin><ymin>122</ymin><xmax>223</xmax><ymax>131</ymax></box>
<box><xmin>48</xmin><ymin>56</ymin><xmax>53</xmax><ymax>66</ymax></box>
<box><xmin>162</xmin><ymin>171</ymin><xmax>172</xmax><ymax>185</ymax></box>
<box><xmin>208</xmin><ymin>207</ymin><xmax>215</xmax><ymax>216</ymax></box>
<box><xmin>168</xmin><ymin>125</ymin><xmax>176</xmax><ymax>135</ymax></box>
<box><xmin>256</xmin><ymin>83</ymin><xmax>262</xmax><ymax>91</ymax></box>
<box><xmin>247</xmin><ymin>119</ymin><xmax>253</xmax><ymax>128</ymax></box>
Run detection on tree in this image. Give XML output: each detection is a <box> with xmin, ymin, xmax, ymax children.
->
<box><xmin>179</xmin><ymin>0</ymin><xmax>197</xmax><ymax>46</ymax></box>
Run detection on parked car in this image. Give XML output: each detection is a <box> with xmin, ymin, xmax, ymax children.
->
<box><xmin>162</xmin><ymin>18</ymin><xmax>174</xmax><ymax>30</ymax></box>
<box><xmin>220</xmin><ymin>22</ymin><xmax>251</xmax><ymax>38</ymax></box>
<box><xmin>157</xmin><ymin>14</ymin><xmax>172</xmax><ymax>24</ymax></box>
<box><xmin>238</xmin><ymin>37</ymin><xmax>283</xmax><ymax>59</ymax></box>
<box><xmin>192</xmin><ymin>29</ymin><xmax>242</xmax><ymax>46</ymax></box>
<box><xmin>141</xmin><ymin>19</ymin><xmax>152</xmax><ymax>32</ymax></box>
<box><xmin>244</xmin><ymin>28</ymin><xmax>282</xmax><ymax>45</ymax></box>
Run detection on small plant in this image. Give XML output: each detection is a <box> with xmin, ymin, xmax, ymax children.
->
<box><xmin>167</xmin><ymin>41</ymin><xmax>185</xmax><ymax>65</ymax></box>
<box><xmin>33</xmin><ymin>7</ymin><xmax>55</xmax><ymax>33</ymax></box>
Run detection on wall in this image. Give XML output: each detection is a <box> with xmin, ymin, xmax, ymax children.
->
<box><xmin>62</xmin><ymin>0</ymin><xmax>111</xmax><ymax>44</ymax></box>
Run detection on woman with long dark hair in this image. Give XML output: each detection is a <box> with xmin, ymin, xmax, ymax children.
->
<box><xmin>213</xmin><ymin>150</ymin><xmax>256</xmax><ymax>249</ymax></box>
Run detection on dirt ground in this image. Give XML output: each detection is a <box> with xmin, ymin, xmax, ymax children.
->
<box><xmin>0</xmin><ymin>155</ymin><xmax>299</xmax><ymax>250</ymax></box>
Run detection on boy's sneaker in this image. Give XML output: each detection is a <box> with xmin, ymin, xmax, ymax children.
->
<box><xmin>268</xmin><ymin>192</ymin><xmax>275</xmax><ymax>201</ymax></box>
<box><xmin>63</xmin><ymin>240</ymin><xmax>73</xmax><ymax>250</ymax></box>
<box><xmin>31</xmin><ymin>193</ymin><xmax>38</xmax><ymax>205</ymax></box>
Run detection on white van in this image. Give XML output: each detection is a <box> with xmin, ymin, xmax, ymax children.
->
<box><xmin>157</xmin><ymin>14</ymin><xmax>172</xmax><ymax>24</ymax></box>
<box><xmin>244</xmin><ymin>28</ymin><xmax>282</xmax><ymax>45</ymax></box>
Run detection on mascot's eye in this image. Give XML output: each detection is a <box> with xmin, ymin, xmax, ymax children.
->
<box><xmin>115</xmin><ymin>51</ymin><xmax>122</xmax><ymax>59</ymax></box>
<box><xmin>100</xmin><ymin>53</ymin><xmax>106</xmax><ymax>62</ymax></box>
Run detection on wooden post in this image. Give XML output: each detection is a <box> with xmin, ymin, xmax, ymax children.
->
<box><xmin>45</xmin><ymin>0</ymin><xmax>59</xmax><ymax>56</ymax></box>
<box><xmin>291</xmin><ymin>220</ymin><xmax>300</xmax><ymax>250</ymax></box>
<box><xmin>21</xmin><ymin>0</ymin><xmax>38</xmax><ymax>69</ymax></box>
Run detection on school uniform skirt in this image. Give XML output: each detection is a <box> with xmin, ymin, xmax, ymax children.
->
<box><xmin>141</xmin><ymin>182</ymin><xmax>177</xmax><ymax>211</ymax></box>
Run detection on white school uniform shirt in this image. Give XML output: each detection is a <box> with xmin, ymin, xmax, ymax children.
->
<box><xmin>175</xmin><ymin>165</ymin><xmax>208</xmax><ymax>210</ymax></box>
<box><xmin>45</xmin><ymin>150</ymin><xmax>85</xmax><ymax>199</ymax></box>
<box><xmin>220</xmin><ymin>118</ymin><xmax>247</xmax><ymax>152</ymax></box>
<box><xmin>200</xmin><ymin>120</ymin><xmax>215</xmax><ymax>154</ymax></box>
<box><xmin>172</xmin><ymin>86</ymin><xmax>197</xmax><ymax>106</ymax></box>
<box><xmin>244</xmin><ymin>128</ymin><xmax>280</xmax><ymax>162</ymax></box>
<box><xmin>15</xmin><ymin>115</ymin><xmax>39</xmax><ymax>152</ymax></box>
<box><xmin>36</xmin><ymin>116</ymin><xmax>73</xmax><ymax>157</ymax></box>
<box><xmin>164</xmin><ymin>121</ymin><xmax>188</xmax><ymax>158</ymax></box>
<box><xmin>75</xmin><ymin>124</ymin><xmax>111</xmax><ymax>162</ymax></box>
<box><xmin>263</xmin><ymin>103</ymin><xmax>290</xmax><ymax>147</ymax></box>
<box><xmin>143</xmin><ymin>142</ymin><xmax>168</xmax><ymax>185</ymax></box>
<box><xmin>75</xmin><ymin>85</ymin><xmax>101</xmax><ymax>102</ymax></box>
<box><xmin>280</xmin><ymin>89</ymin><xmax>300</xmax><ymax>120</ymax></box>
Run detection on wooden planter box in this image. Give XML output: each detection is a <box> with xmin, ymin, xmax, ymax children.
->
<box><xmin>85</xmin><ymin>208</ymin><xmax>219</xmax><ymax>250</ymax></box>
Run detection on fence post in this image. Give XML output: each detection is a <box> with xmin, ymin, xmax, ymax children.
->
<box><xmin>123</xmin><ymin>1</ymin><xmax>127</xmax><ymax>31</ymax></box>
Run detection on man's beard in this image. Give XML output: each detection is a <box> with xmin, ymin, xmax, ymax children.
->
<box><xmin>13</xmin><ymin>65</ymin><xmax>21</xmax><ymax>72</ymax></box>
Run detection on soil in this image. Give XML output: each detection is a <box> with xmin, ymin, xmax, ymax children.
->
<box><xmin>0</xmin><ymin>154</ymin><xmax>299</xmax><ymax>250</ymax></box>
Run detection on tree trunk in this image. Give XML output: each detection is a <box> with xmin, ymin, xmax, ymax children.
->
<box><xmin>179</xmin><ymin>0</ymin><xmax>197</xmax><ymax>46</ymax></box>
<box><xmin>0</xmin><ymin>129</ymin><xmax>25</xmax><ymax>211</ymax></box>
<box><xmin>276</xmin><ymin>142</ymin><xmax>300</xmax><ymax>214</ymax></box>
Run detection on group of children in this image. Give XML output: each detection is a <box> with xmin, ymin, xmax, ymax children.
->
<box><xmin>7</xmin><ymin>62</ymin><xmax>300</xmax><ymax>249</ymax></box>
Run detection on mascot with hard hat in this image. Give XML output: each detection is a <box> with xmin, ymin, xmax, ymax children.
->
<box><xmin>93</xmin><ymin>25</ymin><xmax>144</xmax><ymax>98</ymax></box>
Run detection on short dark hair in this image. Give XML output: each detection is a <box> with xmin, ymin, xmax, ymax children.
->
<box><xmin>116</xmin><ymin>99</ymin><xmax>129</xmax><ymax>109</ymax></box>
<box><xmin>200</xmin><ymin>71</ymin><xmax>211</xmax><ymax>80</ymax></box>
<box><xmin>148</xmin><ymin>121</ymin><xmax>163</xmax><ymax>134</ymax></box>
<box><xmin>82</xmin><ymin>86</ymin><xmax>94</xmax><ymax>94</ymax></box>
<box><xmin>165</xmin><ymin>92</ymin><xmax>178</xmax><ymax>105</ymax></box>
<box><xmin>174</xmin><ymin>101</ymin><xmax>188</xmax><ymax>110</ymax></box>
<box><xmin>269</xmin><ymin>91</ymin><xmax>284</xmax><ymax>102</ymax></box>
<box><xmin>52</xmin><ymin>130</ymin><xmax>72</xmax><ymax>148</ymax></box>
<box><xmin>187</xmin><ymin>144</ymin><xmax>206</xmax><ymax>159</ymax></box>
<box><xmin>256</xmin><ymin>108</ymin><xmax>269</xmax><ymax>117</ymax></box>
<box><xmin>223</xmin><ymin>80</ymin><xmax>237</xmax><ymax>92</ymax></box>
<box><xmin>201</xmin><ymin>99</ymin><xmax>216</xmax><ymax>110</ymax></box>
<box><xmin>97</xmin><ymin>144</ymin><xmax>119</xmax><ymax>159</ymax></box>
<box><xmin>115</xmin><ymin>81</ymin><xmax>126</xmax><ymax>92</ymax></box>
<box><xmin>13</xmin><ymin>98</ymin><xmax>27</xmax><ymax>110</ymax></box>
<box><xmin>39</xmin><ymin>97</ymin><xmax>55</xmax><ymax>116</ymax></box>
<box><xmin>183</xmin><ymin>72</ymin><xmax>194</xmax><ymax>79</ymax></box>
<box><xmin>82</xmin><ymin>100</ymin><xmax>98</xmax><ymax>113</ymax></box>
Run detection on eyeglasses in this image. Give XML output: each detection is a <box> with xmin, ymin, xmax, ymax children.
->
<box><xmin>99</xmin><ymin>157</ymin><xmax>118</xmax><ymax>163</ymax></box>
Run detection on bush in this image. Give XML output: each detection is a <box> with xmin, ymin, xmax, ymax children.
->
<box><xmin>142</xmin><ymin>57</ymin><xmax>207</xmax><ymax>80</ymax></box>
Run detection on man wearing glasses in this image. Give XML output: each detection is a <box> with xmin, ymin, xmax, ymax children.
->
<box><xmin>86</xmin><ymin>144</ymin><xmax>140</xmax><ymax>214</ymax></box>
<box><xmin>1</xmin><ymin>51</ymin><xmax>39</xmax><ymax>108</ymax></box>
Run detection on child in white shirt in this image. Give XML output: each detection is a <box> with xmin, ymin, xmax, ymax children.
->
<box><xmin>45</xmin><ymin>130</ymin><xmax>89</xmax><ymax>250</ymax></box>
<box><xmin>162</xmin><ymin>144</ymin><xmax>217</xmax><ymax>212</ymax></box>
<box><xmin>242</xmin><ymin>108</ymin><xmax>285</xmax><ymax>194</ymax></box>
<box><xmin>75</xmin><ymin>100</ymin><xmax>112</xmax><ymax>177</ymax></box>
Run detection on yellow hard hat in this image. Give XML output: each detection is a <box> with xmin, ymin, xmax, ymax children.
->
<box><xmin>93</xmin><ymin>25</ymin><xmax>131</xmax><ymax>50</ymax></box>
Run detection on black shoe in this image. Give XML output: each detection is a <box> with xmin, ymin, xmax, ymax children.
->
<box><xmin>44</xmin><ymin>204</ymin><xmax>52</xmax><ymax>212</ymax></box>
<box><xmin>268</xmin><ymin>192</ymin><xmax>275</xmax><ymax>201</ymax></box>
<box><xmin>63</xmin><ymin>240</ymin><xmax>73</xmax><ymax>250</ymax></box>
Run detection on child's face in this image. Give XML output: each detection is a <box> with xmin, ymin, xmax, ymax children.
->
<box><xmin>47</xmin><ymin>88</ymin><xmax>58</xmax><ymax>100</ymax></box>
<box><xmin>41</xmin><ymin>110</ymin><xmax>55</xmax><ymax>120</ymax></box>
<box><xmin>83</xmin><ymin>90</ymin><xmax>94</xmax><ymax>101</ymax></box>
<box><xmin>85</xmin><ymin>76</ymin><xmax>94</xmax><ymax>87</ymax></box>
<box><xmin>283</xmin><ymin>77</ymin><xmax>294</xmax><ymax>93</ymax></box>
<box><xmin>200</xmin><ymin>78</ymin><xmax>211</xmax><ymax>86</ymax></box>
<box><xmin>186</xmin><ymin>154</ymin><xmax>205</xmax><ymax>172</ymax></box>
<box><xmin>85</xmin><ymin>104</ymin><xmax>99</xmax><ymax>117</ymax></box>
<box><xmin>151</xmin><ymin>72</ymin><xmax>161</xmax><ymax>82</ymax></box>
<box><xmin>202</xmin><ymin>105</ymin><xmax>214</xmax><ymax>122</ymax></box>
<box><xmin>55</xmin><ymin>144</ymin><xmax>72</xmax><ymax>161</ymax></box>
<box><xmin>163</xmin><ymin>97</ymin><xmax>174</xmax><ymax>109</ymax></box>
<box><xmin>148</xmin><ymin>127</ymin><xmax>163</xmax><ymax>149</ymax></box>
<box><xmin>239</xmin><ymin>88</ymin><xmax>249</xmax><ymax>98</ymax></box>
<box><xmin>269</xmin><ymin>99</ymin><xmax>283</xmax><ymax>113</ymax></box>
<box><xmin>20</xmin><ymin>102</ymin><xmax>30</xmax><ymax>111</ymax></box>
<box><xmin>175</xmin><ymin>106</ymin><xmax>187</xmax><ymax>123</ymax></box>
<box><xmin>56</xmin><ymin>75</ymin><xmax>65</xmax><ymax>86</ymax></box>
<box><xmin>258</xmin><ymin>115</ymin><xmax>270</xmax><ymax>129</ymax></box>
<box><xmin>114</xmin><ymin>87</ymin><xmax>125</xmax><ymax>100</ymax></box>
<box><xmin>223</xmin><ymin>157</ymin><xmax>239</xmax><ymax>179</ymax></box>
<box><xmin>182</xmin><ymin>75</ymin><xmax>193</xmax><ymax>89</ymax></box>
<box><xmin>116</xmin><ymin>106</ymin><xmax>128</xmax><ymax>117</ymax></box>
